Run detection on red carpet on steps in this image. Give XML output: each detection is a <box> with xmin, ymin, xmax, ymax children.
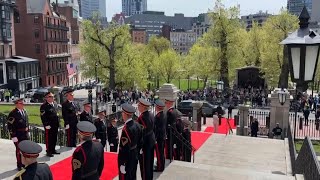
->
<box><xmin>204</xmin><ymin>118</ymin><xmax>236</xmax><ymax>134</ymax></box>
<box><xmin>191</xmin><ymin>131</ymin><xmax>212</xmax><ymax>151</ymax></box>
<box><xmin>50</xmin><ymin>152</ymin><xmax>118</xmax><ymax>180</ymax></box>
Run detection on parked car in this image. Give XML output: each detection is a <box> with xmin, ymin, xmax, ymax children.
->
<box><xmin>25</xmin><ymin>89</ymin><xmax>37</xmax><ymax>98</ymax></box>
<box><xmin>30</xmin><ymin>88</ymin><xmax>49</xmax><ymax>103</ymax></box>
<box><xmin>177</xmin><ymin>100</ymin><xmax>226</xmax><ymax>117</ymax></box>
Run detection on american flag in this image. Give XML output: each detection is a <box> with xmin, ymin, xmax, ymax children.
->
<box><xmin>67</xmin><ymin>63</ymin><xmax>75</xmax><ymax>75</ymax></box>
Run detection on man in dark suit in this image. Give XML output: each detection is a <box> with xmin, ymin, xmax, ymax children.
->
<box><xmin>94</xmin><ymin>110</ymin><xmax>107</xmax><ymax>149</ymax></box>
<box><xmin>72</xmin><ymin>121</ymin><xmax>104</xmax><ymax>180</ymax></box>
<box><xmin>14</xmin><ymin>140</ymin><xmax>53</xmax><ymax>180</ymax></box>
<box><xmin>137</xmin><ymin>98</ymin><xmax>155</xmax><ymax>180</ymax></box>
<box><xmin>7</xmin><ymin>98</ymin><xmax>29</xmax><ymax>170</ymax></box>
<box><xmin>80</xmin><ymin>102</ymin><xmax>93</xmax><ymax>123</ymax></box>
<box><xmin>62</xmin><ymin>89</ymin><xmax>79</xmax><ymax>147</ymax></box>
<box><xmin>153</xmin><ymin>100</ymin><xmax>166</xmax><ymax>172</ymax></box>
<box><xmin>40</xmin><ymin>92</ymin><xmax>60</xmax><ymax>157</ymax></box>
<box><xmin>107</xmin><ymin>118</ymin><xmax>119</xmax><ymax>152</ymax></box>
<box><xmin>118</xmin><ymin>103</ymin><xmax>143</xmax><ymax>180</ymax></box>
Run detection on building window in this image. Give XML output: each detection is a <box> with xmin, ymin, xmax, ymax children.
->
<box><xmin>35</xmin><ymin>44</ymin><xmax>40</xmax><ymax>54</ymax></box>
<box><xmin>0</xmin><ymin>45</ymin><xmax>3</xmax><ymax>57</ymax></box>
<box><xmin>14</xmin><ymin>10</ymin><xmax>20</xmax><ymax>23</ymax></box>
<box><xmin>8</xmin><ymin>66</ymin><xmax>16</xmax><ymax>79</ymax></box>
<box><xmin>34</xmin><ymin>29</ymin><xmax>39</xmax><ymax>38</ymax></box>
<box><xmin>34</xmin><ymin>15</ymin><xmax>39</xmax><ymax>23</ymax></box>
<box><xmin>9</xmin><ymin>45</ymin><xmax>12</xmax><ymax>56</ymax></box>
<box><xmin>0</xmin><ymin>63</ymin><xmax>3</xmax><ymax>84</ymax></box>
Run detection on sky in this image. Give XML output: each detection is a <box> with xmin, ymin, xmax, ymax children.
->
<box><xmin>105</xmin><ymin>0</ymin><xmax>288</xmax><ymax>19</ymax></box>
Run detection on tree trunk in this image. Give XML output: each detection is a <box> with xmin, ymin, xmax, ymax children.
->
<box><xmin>203</xmin><ymin>77</ymin><xmax>208</xmax><ymax>89</ymax></box>
<box><xmin>278</xmin><ymin>47</ymin><xmax>289</xmax><ymax>88</ymax></box>
<box><xmin>197</xmin><ymin>77</ymin><xmax>199</xmax><ymax>89</ymax></box>
<box><xmin>109</xmin><ymin>57</ymin><xmax>116</xmax><ymax>90</ymax></box>
<box><xmin>220</xmin><ymin>36</ymin><xmax>229</xmax><ymax>88</ymax></box>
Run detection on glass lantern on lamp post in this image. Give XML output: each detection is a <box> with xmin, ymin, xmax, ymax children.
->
<box><xmin>280</xmin><ymin>6</ymin><xmax>320</xmax><ymax>140</ymax></box>
<box><xmin>217</xmin><ymin>81</ymin><xmax>224</xmax><ymax>104</ymax></box>
<box><xmin>95</xmin><ymin>83</ymin><xmax>103</xmax><ymax>115</ymax></box>
<box><xmin>278</xmin><ymin>88</ymin><xmax>287</xmax><ymax>106</ymax></box>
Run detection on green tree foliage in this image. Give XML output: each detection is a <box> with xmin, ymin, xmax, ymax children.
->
<box><xmin>156</xmin><ymin>49</ymin><xmax>181</xmax><ymax>83</ymax></box>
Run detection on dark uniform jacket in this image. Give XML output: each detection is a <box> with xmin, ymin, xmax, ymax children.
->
<box><xmin>80</xmin><ymin>111</ymin><xmax>93</xmax><ymax>123</ymax></box>
<box><xmin>40</xmin><ymin>102</ymin><xmax>59</xmax><ymax>128</ymax></box>
<box><xmin>14</xmin><ymin>162</ymin><xmax>53</xmax><ymax>180</ymax></box>
<box><xmin>62</xmin><ymin>101</ymin><xmax>78</xmax><ymax>127</ymax></box>
<box><xmin>107</xmin><ymin>124</ymin><xmax>118</xmax><ymax>145</ymax></box>
<box><xmin>72</xmin><ymin>140</ymin><xmax>104</xmax><ymax>180</ymax></box>
<box><xmin>137</xmin><ymin>111</ymin><xmax>155</xmax><ymax>146</ymax></box>
<box><xmin>154</xmin><ymin>111</ymin><xmax>167</xmax><ymax>141</ymax></box>
<box><xmin>118</xmin><ymin>119</ymin><xmax>143</xmax><ymax>166</ymax></box>
<box><xmin>94</xmin><ymin>119</ymin><xmax>107</xmax><ymax>140</ymax></box>
<box><xmin>7</xmin><ymin>108</ymin><xmax>29</xmax><ymax>140</ymax></box>
<box><xmin>166</xmin><ymin>107</ymin><xmax>177</xmax><ymax>131</ymax></box>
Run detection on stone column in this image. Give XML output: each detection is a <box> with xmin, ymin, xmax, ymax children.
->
<box><xmin>236</xmin><ymin>105</ymin><xmax>250</xmax><ymax>136</ymax></box>
<box><xmin>268</xmin><ymin>88</ymin><xmax>291</xmax><ymax>139</ymax></box>
<box><xmin>156</xmin><ymin>83</ymin><xmax>179</xmax><ymax>106</ymax></box>
<box><xmin>192</xmin><ymin>101</ymin><xmax>203</xmax><ymax>131</ymax></box>
<box><xmin>51</xmin><ymin>87</ymin><xmax>61</xmax><ymax>105</ymax></box>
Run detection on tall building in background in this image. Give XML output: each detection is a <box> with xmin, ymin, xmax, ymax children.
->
<box><xmin>311</xmin><ymin>0</ymin><xmax>320</xmax><ymax>22</ymax></box>
<box><xmin>287</xmin><ymin>0</ymin><xmax>312</xmax><ymax>17</ymax></box>
<box><xmin>241</xmin><ymin>11</ymin><xmax>272</xmax><ymax>31</ymax></box>
<box><xmin>122</xmin><ymin>0</ymin><xmax>147</xmax><ymax>16</ymax></box>
<box><xmin>78</xmin><ymin>0</ymin><xmax>106</xmax><ymax>19</ymax></box>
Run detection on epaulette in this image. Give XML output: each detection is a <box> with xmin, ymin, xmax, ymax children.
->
<box><xmin>14</xmin><ymin>168</ymin><xmax>26</xmax><ymax>180</ymax></box>
<box><xmin>7</xmin><ymin>117</ymin><xmax>15</xmax><ymax>124</ymax></box>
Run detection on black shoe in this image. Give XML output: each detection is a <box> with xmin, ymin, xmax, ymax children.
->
<box><xmin>46</xmin><ymin>153</ymin><xmax>54</xmax><ymax>157</ymax></box>
<box><xmin>53</xmin><ymin>151</ymin><xmax>60</xmax><ymax>154</ymax></box>
<box><xmin>17</xmin><ymin>167</ymin><xmax>21</xmax><ymax>171</ymax></box>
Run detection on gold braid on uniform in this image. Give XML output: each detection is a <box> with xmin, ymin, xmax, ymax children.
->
<box><xmin>14</xmin><ymin>168</ymin><xmax>26</xmax><ymax>180</ymax></box>
<box><xmin>8</xmin><ymin>117</ymin><xmax>15</xmax><ymax>124</ymax></box>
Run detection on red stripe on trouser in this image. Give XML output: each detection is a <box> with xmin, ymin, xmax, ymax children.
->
<box><xmin>120</xmin><ymin>173</ymin><xmax>124</xmax><ymax>180</ymax></box>
<box><xmin>155</xmin><ymin>143</ymin><xmax>161</xmax><ymax>170</ymax></box>
<box><xmin>173</xmin><ymin>147</ymin><xmax>177</xmax><ymax>159</ymax></box>
<box><xmin>164</xmin><ymin>140</ymin><xmax>168</xmax><ymax>158</ymax></box>
<box><xmin>45</xmin><ymin>129</ymin><xmax>49</xmax><ymax>151</ymax></box>
<box><xmin>14</xmin><ymin>142</ymin><xmax>21</xmax><ymax>164</ymax></box>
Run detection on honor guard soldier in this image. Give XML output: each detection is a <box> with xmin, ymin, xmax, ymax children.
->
<box><xmin>80</xmin><ymin>102</ymin><xmax>93</xmax><ymax>123</ymax></box>
<box><xmin>62</xmin><ymin>89</ymin><xmax>79</xmax><ymax>147</ymax></box>
<box><xmin>7</xmin><ymin>98</ymin><xmax>29</xmax><ymax>170</ymax></box>
<box><xmin>14</xmin><ymin>140</ymin><xmax>53</xmax><ymax>180</ymax></box>
<box><xmin>118</xmin><ymin>103</ymin><xmax>143</xmax><ymax>180</ymax></box>
<box><xmin>72</xmin><ymin>121</ymin><xmax>104</xmax><ymax>180</ymax></box>
<box><xmin>153</xmin><ymin>100</ymin><xmax>167</xmax><ymax>172</ymax></box>
<box><xmin>181</xmin><ymin>119</ymin><xmax>192</xmax><ymax>162</ymax></box>
<box><xmin>174</xmin><ymin>110</ymin><xmax>184</xmax><ymax>160</ymax></box>
<box><xmin>40</xmin><ymin>92</ymin><xmax>60</xmax><ymax>157</ymax></box>
<box><xmin>107</xmin><ymin>118</ymin><xmax>119</xmax><ymax>152</ymax></box>
<box><xmin>94</xmin><ymin>110</ymin><xmax>107</xmax><ymax>149</ymax></box>
<box><xmin>165</xmin><ymin>98</ymin><xmax>177</xmax><ymax>160</ymax></box>
<box><xmin>137</xmin><ymin>98</ymin><xmax>155</xmax><ymax>180</ymax></box>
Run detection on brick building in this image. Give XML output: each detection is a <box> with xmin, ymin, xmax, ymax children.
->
<box><xmin>14</xmin><ymin>0</ymin><xmax>70</xmax><ymax>87</ymax></box>
<box><xmin>131</xmin><ymin>28</ymin><xmax>147</xmax><ymax>44</ymax></box>
<box><xmin>170</xmin><ymin>29</ymin><xmax>197</xmax><ymax>55</ymax></box>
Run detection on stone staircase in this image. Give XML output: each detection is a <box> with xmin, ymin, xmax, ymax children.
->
<box><xmin>158</xmin><ymin>134</ymin><xmax>303</xmax><ymax>180</ymax></box>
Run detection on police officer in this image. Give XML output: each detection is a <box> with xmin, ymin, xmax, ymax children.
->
<box><xmin>153</xmin><ymin>100</ymin><xmax>166</xmax><ymax>172</ymax></box>
<box><xmin>80</xmin><ymin>102</ymin><xmax>93</xmax><ymax>123</ymax></box>
<box><xmin>62</xmin><ymin>89</ymin><xmax>79</xmax><ymax>147</ymax></box>
<box><xmin>14</xmin><ymin>140</ymin><xmax>53</xmax><ymax>180</ymax></box>
<box><xmin>137</xmin><ymin>98</ymin><xmax>155</xmax><ymax>180</ymax></box>
<box><xmin>7</xmin><ymin>98</ymin><xmax>29</xmax><ymax>170</ymax></box>
<box><xmin>40</xmin><ymin>92</ymin><xmax>60</xmax><ymax>157</ymax></box>
<box><xmin>72</xmin><ymin>121</ymin><xmax>104</xmax><ymax>180</ymax></box>
<box><xmin>165</xmin><ymin>98</ymin><xmax>177</xmax><ymax>160</ymax></box>
<box><xmin>94</xmin><ymin>110</ymin><xmax>107</xmax><ymax>149</ymax></box>
<box><xmin>118</xmin><ymin>103</ymin><xmax>143</xmax><ymax>180</ymax></box>
<box><xmin>107</xmin><ymin>118</ymin><xmax>119</xmax><ymax>152</ymax></box>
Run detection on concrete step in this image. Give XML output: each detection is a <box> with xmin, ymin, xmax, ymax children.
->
<box><xmin>158</xmin><ymin>161</ymin><xmax>295</xmax><ymax>180</ymax></box>
<box><xmin>295</xmin><ymin>174</ymin><xmax>304</xmax><ymax>180</ymax></box>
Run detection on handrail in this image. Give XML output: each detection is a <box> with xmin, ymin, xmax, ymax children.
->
<box><xmin>168</xmin><ymin>124</ymin><xmax>196</xmax><ymax>163</ymax></box>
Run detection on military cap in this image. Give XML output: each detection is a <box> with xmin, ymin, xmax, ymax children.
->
<box><xmin>13</xmin><ymin>98</ymin><xmax>24</xmax><ymax>104</ymax></box>
<box><xmin>155</xmin><ymin>100</ymin><xmax>165</xmax><ymax>107</ymax></box>
<box><xmin>138</xmin><ymin>98</ymin><xmax>151</xmax><ymax>107</ymax></box>
<box><xmin>64</xmin><ymin>88</ymin><xmax>74</xmax><ymax>95</ymax></box>
<box><xmin>83</xmin><ymin>101</ymin><xmax>91</xmax><ymax>106</ymax></box>
<box><xmin>98</xmin><ymin>110</ymin><xmax>106</xmax><ymax>114</ymax></box>
<box><xmin>122</xmin><ymin>103</ymin><xmax>136</xmax><ymax>114</ymax></box>
<box><xmin>77</xmin><ymin>121</ymin><xmax>96</xmax><ymax>136</ymax></box>
<box><xmin>18</xmin><ymin>140</ymin><xmax>42</xmax><ymax>158</ymax></box>
<box><xmin>44</xmin><ymin>92</ymin><xmax>54</xmax><ymax>97</ymax></box>
<box><xmin>165</xmin><ymin>98</ymin><xmax>176</xmax><ymax>102</ymax></box>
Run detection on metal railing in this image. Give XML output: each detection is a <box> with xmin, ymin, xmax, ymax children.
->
<box><xmin>287</xmin><ymin>123</ymin><xmax>297</xmax><ymax>174</ymax></box>
<box><xmin>289</xmin><ymin>113</ymin><xmax>320</xmax><ymax>140</ymax></box>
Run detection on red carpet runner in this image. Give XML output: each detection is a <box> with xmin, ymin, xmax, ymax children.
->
<box><xmin>50</xmin><ymin>152</ymin><xmax>118</xmax><ymax>180</ymax></box>
<box><xmin>190</xmin><ymin>131</ymin><xmax>212</xmax><ymax>151</ymax></box>
<box><xmin>204</xmin><ymin>118</ymin><xmax>236</xmax><ymax>134</ymax></box>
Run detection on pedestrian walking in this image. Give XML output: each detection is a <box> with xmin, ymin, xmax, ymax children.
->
<box><xmin>40</xmin><ymin>92</ymin><xmax>60</xmax><ymax>157</ymax></box>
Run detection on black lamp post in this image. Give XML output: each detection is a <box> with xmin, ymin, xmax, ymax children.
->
<box><xmin>280</xmin><ymin>6</ymin><xmax>320</xmax><ymax>140</ymax></box>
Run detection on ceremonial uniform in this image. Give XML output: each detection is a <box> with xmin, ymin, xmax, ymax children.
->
<box><xmin>107</xmin><ymin>122</ymin><xmax>119</xmax><ymax>152</ymax></box>
<box><xmin>154</xmin><ymin>100</ymin><xmax>166</xmax><ymax>172</ymax></box>
<box><xmin>14</xmin><ymin>140</ymin><xmax>53</xmax><ymax>180</ymax></box>
<box><xmin>182</xmin><ymin>126</ymin><xmax>192</xmax><ymax>162</ymax></box>
<box><xmin>80</xmin><ymin>110</ymin><xmax>93</xmax><ymax>123</ymax></box>
<box><xmin>40</xmin><ymin>101</ymin><xmax>59</xmax><ymax>156</ymax></box>
<box><xmin>165</xmin><ymin>106</ymin><xmax>177</xmax><ymax>160</ymax></box>
<box><xmin>94</xmin><ymin>118</ymin><xmax>107</xmax><ymax>148</ymax></box>
<box><xmin>137</xmin><ymin>99</ymin><xmax>155</xmax><ymax>180</ymax></box>
<box><xmin>62</xmin><ymin>100</ymin><xmax>78</xmax><ymax>147</ymax></box>
<box><xmin>72</xmin><ymin>121</ymin><xmax>104</xmax><ymax>180</ymax></box>
<box><xmin>7</xmin><ymin>104</ymin><xmax>29</xmax><ymax>169</ymax></box>
<box><xmin>118</xmin><ymin>104</ymin><xmax>143</xmax><ymax>180</ymax></box>
<box><xmin>174</xmin><ymin>110</ymin><xmax>184</xmax><ymax>160</ymax></box>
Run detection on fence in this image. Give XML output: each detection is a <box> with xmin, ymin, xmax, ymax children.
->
<box><xmin>287</xmin><ymin>123</ymin><xmax>297</xmax><ymax>174</ymax></box>
<box><xmin>248</xmin><ymin>110</ymin><xmax>270</xmax><ymax>136</ymax></box>
<box><xmin>289</xmin><ymin>113</ymin><xmax>320</xmax><ymax>140</ymax></box>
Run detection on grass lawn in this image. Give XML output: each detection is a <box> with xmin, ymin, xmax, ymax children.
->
<box><xmin>295</xmin><ymin>140</ymin><xmax>320</xmax><ymax>154</ymax></box>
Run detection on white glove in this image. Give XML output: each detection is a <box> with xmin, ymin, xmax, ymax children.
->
<box><xmin>45</xmin><ymin>126</ymin><xmax>51</xmax><ymax>129</ymax></box>
<box><xmin>25</xmin><ymin>127</ymin><xmax>29</xmax><ymax>131</ymax></box>
<box><xmin>173</xmin><ymin>144</ymin><xmax>177</xmax><ymax>148</ymax></box>
<box><xmin>28</xmin><ymin>132</ymin><xmax>30</xmax><ymax>137</ymax></box>
<box><xmin>98</xmin><ymin>139</ymin><xmax>101</xmax><ymax>142</ymax></box>
<box><xmin>140</xmin><ymin>149</ymin><xmax>143</xmax><ymax>154</ymax></box>
<box><xmin>110</xmin><ymin>143</ymin><xmax>114</xmax><ymax>146</ymax></box>
<box><xmin>120</xmin><ymin>165</ymin><xmax>126</xmax><ymax>174</ymax></box>
<box><xmin>65</xmin><ymin>125</ymin><xmax>70</xmax><ymax>129</ymax></box>
<box><xmin>12</xmin><ymin>137</ymin><xmax>18</xmax><ymax>143</ymax></box>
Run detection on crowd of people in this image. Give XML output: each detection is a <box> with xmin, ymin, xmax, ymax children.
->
<box><xmin>7</xmin><ymin>89</ymin><xmax>192</xmax><ymax>180</ymax></box>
